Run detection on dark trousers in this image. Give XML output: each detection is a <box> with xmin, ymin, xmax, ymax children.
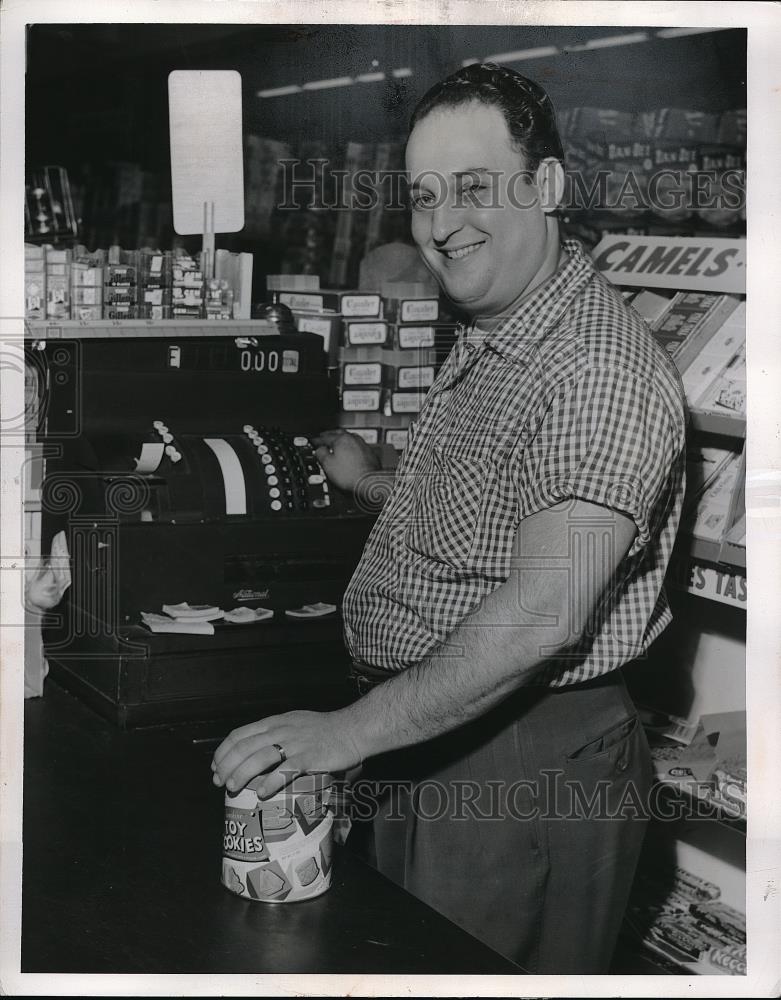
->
<box><xmin>347</xmin><ymin>668</ymin><xmax>652</xmax><ymax>973</ymax></box>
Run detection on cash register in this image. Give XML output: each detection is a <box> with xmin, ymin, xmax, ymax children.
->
<box><xmin>38</xmin><ymin>327</ymin><xmax>376</xmax><ymax>727</ymax></box>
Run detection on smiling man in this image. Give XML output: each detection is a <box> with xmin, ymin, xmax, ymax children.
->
<box><xmin>213</xmin><ymin>64</ymin><xmax>687</xmax><ymax>973</ymax></box>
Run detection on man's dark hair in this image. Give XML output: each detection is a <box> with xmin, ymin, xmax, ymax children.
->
<box><xmin>409</xmin><ymin>63</ymin><xmax>565</xmax><ymax>173</ymax></box>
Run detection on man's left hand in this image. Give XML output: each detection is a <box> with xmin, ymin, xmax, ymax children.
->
<box><xmin>211</xmin><ymin>708</ymin><xmax>363</xmax><ymax>798</ymax></box>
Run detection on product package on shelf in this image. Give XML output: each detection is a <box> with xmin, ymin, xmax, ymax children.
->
<box><xmin>339</xmin><ymin>346</ymin><xmax>437</xmax><ymax>390</ymax></box>
<box><xmin>71</xmin><ymin>256</ymin><xmax>105</xmax><ymax>321</ymax></box>
<box><xmin>383</xmin><ymin>423</ymin><xmax>413</xmax><ymax>452</ymax></box>
<box><xmin>269</xmin><ymin>276</ymin><xmax>364</xmax><ymax>363</ymax></box>
<box><xmin>292</xmin><ymin>311</ymin><xmax>343</xmax><ymax>362</ymax></box>
<box><xmin>695</xmin><ymin>146</ymin><xmax>745</xmax><ymax>229</ymax></box>
<box><xmin>381</xmin><ymin>281</ymin><xmax>440</xmax><ymax>324</ymax></box>
<box><xmin>343</xmin><ymin>319</ymin><xmax>390</xmax><ymax>348</ymax></box>
<box><xmin>682</xmin><ymin>448</ymin><xmax>744</xmax><ymax>545</ymax></box>
<box><xmin>171</xmin><ymin>252</ymin><xmax>204</xmax><ymax>319</ymax></box>
<box><xmin>215</xmin><ymin>250</ymin><xmax>253</xmax><ymax>319</ymax></box>
<box><xmin>559</xmin><ymin>106</ymin><xmax>746</xmax><ymax>241</ymax></box>
<box><xmin>691</xmin><ymin>343</ymin><xmax>745</xmax><ymax>418</ymax></box>
<box><xmin>45</xmin><ymin>247</ymin><xmax>72</xmax><ymax>320</ymax></box>
<box><xmin>626</xmin><ymin>845</ymin><xmax>746</xmax><ymax>975</ymax></box>
<box><xmin>385</xmin><ymin>388</ymin><xmax>426</xmax><ymax>417</ymax></box>
<box><xmin>636</xmin><ymin>291</ymin><xmax>742</xmax><ymax>366</ymax></box>
<box><xmin>337</xmin><ymin>411</ymin><xmax>413</xmax><ymax>453</ymax></box>
<box><xmin>389</xmin><ymin>323</ymin><xmax>460</xmax><ymax>359</ymax></box>
<box><xmin>104</xmin><ymin>247</ymin><xmax>140</xmax><ymax>319</ymax></box>
<box><xmin>138</xmin><ymin>250</ymin><xmax>172</xmax><ymax>320</ymax></box>
<box><xmin>340</xmin><ymin>386</ymin><xmax>383</xmax><ymax>414</ymax></box>
<box><xmin>204</xmin><ymin>279</ymin><xmax>234</xmax><ymax>321</ymax></box>
<box><xmin>684</xmin><ymin>445</ymin><xmax>737</xmax><ymax>507</ymax></box>
<box><xmin>647</xmin><ymin>710</ymin><xmax>746</xmax><ymax>822</ymax></box>
<box><xmin>24</xmin><ymin>244</ymin><xmax>46</xmax><ymax>320</ymax></box>
<box><xmin>276</xmin><ymin>288</ymin><xmax>382</xmax><ymax>318</ymax></box>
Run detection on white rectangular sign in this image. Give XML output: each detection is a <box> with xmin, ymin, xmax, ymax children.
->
<box><xmin>169</xmin><ymin>70</ymin><xmax>245</xmax><ymax>235</ymax></box>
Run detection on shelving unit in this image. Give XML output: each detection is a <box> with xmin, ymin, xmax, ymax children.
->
<box><xmin>595</xmin><ymin>233</ymin><xmax>747</xmax><ymax>976</ymax></box>
<box><xmin>25</xmin><ymin>319</ymin><xmax>278</xmax><ymax>340</ymax></box>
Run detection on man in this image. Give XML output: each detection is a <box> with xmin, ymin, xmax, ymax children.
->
<box><xmin>213</xmin><ymin>64</ymin><xmax>687</xmax><ymax>972</ymax></box>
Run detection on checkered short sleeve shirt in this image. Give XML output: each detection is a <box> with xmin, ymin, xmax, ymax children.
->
<box><xmin>342</xmin><ymin>240</ymin><xmax>688</xmax><ymax>685</ymax></box>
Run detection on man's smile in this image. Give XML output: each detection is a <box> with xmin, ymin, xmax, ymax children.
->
<box><xmin>439</xmin><ymin>240</ymin><xmax>486</xmax><ymax>261</ymax></box>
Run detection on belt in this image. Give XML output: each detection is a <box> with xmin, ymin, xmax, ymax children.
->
<box><xmin>350</xmin><ymin>661</ymin><xmax>394</xmax><ymax>696</ymax></box>
<box><xmin>349</xmin><ymin>659</ymin><xmax>628</xmax><ymax>698</ymax></box>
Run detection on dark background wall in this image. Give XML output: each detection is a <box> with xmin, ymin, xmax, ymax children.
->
<box><xmin>25</xmin><ymin>23</ymin><xmax>747</xmax><ymax>285</ymax></box>
<box><xmin>26</xmin><ymin>23</ymin><xmax>747</xmax><ymax>166</ymax></box>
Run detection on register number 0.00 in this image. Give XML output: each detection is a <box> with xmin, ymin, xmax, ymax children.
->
<box><xmin>239</xmin><ymin>349</ymin><xmax>299</xmax><ymax>374</ymax></box>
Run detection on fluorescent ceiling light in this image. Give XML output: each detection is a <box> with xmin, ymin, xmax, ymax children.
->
<box><xmin>256</xmin><ymin>85</ymin><xmax>302</xmax><ymax>98</ymax></box>
<box><xmin>303</xmin><ymin>76</ymin><xmax>354</xmax><ymax>91</ymax></box>
<box><xmin>355</xmin><ymin>72</ymin><xmax>386</xmax><ymax>83</ymax></box>
<box><xmin>656</xmin><ymin>26</ymin><xmax>729</xmax><ymax>38</ymax></box>
<box><xmin>391</xmin><ymin>67</ymin><xmax>413</xmax><ymax>78</ymax></box>
<box><xmin>484</xmin><ymin>46</ymin><xmax>559</xmax><ymax>62</ymax></box>
<box><xmin>582</xmin><ymin>32</ymin><xmax>650</xmax><ymax>49</ymax></box>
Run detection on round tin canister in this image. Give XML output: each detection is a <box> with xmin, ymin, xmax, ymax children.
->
<box><xmin>221</xmin><ymin>773</ymin><xmax>334</xmax><ymax>903</ymax></box>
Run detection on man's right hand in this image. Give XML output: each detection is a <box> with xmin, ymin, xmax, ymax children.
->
<box><xmin>312</xmin><ymin>429</ymin><xmax>382</xmax><ymax>492</ymax></box>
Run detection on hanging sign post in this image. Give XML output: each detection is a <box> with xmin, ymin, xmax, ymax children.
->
<box><xmin>168</xmin><ymin>70</ymin><xmax>245</xmax><ymax>277</ymax></box>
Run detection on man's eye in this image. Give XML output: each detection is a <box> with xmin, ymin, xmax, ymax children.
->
<box><xmin>410</xmin><ymin>192</ymin><xmax>435</xmax><ymax>210</ymax></box>
<box><xmin>463</xmin><ymin>183</ymin><xmax>487</xmax><ymax>200</ymax></box>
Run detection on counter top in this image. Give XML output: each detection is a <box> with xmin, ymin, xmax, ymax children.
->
<box><xmin>22</xmin><ymin>682</ymin><xmax>520</xmax><ymax>975</ymax></box>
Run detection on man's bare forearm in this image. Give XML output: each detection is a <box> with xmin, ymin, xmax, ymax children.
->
<box><xmin>338</xmin><ymin>499</ymin><xmax>637</xmax><ymax>762</ymax></box>
<box><xmin>339</xmin><ymin>575</ymin><xmax>567</xmax><ymax>760</ymax></box>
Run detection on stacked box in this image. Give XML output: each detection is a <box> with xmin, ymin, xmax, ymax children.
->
<box><xmin>339</xmin><ymin>346</ymin><xmax>437</xmax><ymax>391</ymax></box>
<box><xmin>215</xmin><ymin>250</ymin><xmax>253</xmax><ymax>319</ymax></box>
<box><xmin>171</xmin><ymin>254</ymin><xmax>204</xmax><ymax>318</ymax></box>
<box><xmin>649</xmin><ymin>292</ymin><xmax>740</xmax><ymax>363</ymax></box>
<box><xmin>277</xmin><ymin>288</ymin><xmax>382</xmax><ymax>318</ymax></box>
<box><xmin>342</xmin><ymin>318</ymin><xmax>390</xmax><ymax>348</ymax></box>
<box><xmin>293</xmin><ymin>311</ymin><xmax>343</xmax><ymax>362</ymax></box>
<box><xmin>204</xmin><ymin>278</ymin><xmax>235</xmax><ymax>321</ymax></box>
<box><xmin>382</xmin><ymin>281</ymin><xmax>440</xmax><ymax>325</ymax></box>
<box><xmin>269</xmin><ymin>275</ymin><xmax>339</xmax><ymax>362</ymax></box>
<box><xmin>45</xmin><ymin>248</ymin><xmax>71</xmax><ymax>320</ymax></box>
<box><xmin>70</xmin><ymin>247</ymin><xmax>106</xmax><ymax>321</ymax></box>
<box><xmin>104</xmin><ymin>248</ymin><xmax>139</xmax><ymax>319</ymax></box>
<box><xmin>24</xmin><ymin>245</ymin><xmax>46</xmax><ymax>320</ymax></box>
<box><xmin>335</xmin><ymin>293</ymin><xmax>394</xmax><ymax>424</ymax></box>
<box><xmin>139</xmin><ymin>250</ymin><xmax>173</xmax><ymax>320</ymax></box>
<box><xmin>337</xmin><ymin>284</ymin><xmax>454</xmax><ymax>453</ymax></box>
<box><xmin>71</xmin><ymin>262</ymin><xmax>104</xmax><ymax>320</ymax></box>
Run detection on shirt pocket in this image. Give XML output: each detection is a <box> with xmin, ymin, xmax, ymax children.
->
<box><xmin>404</xmin><ymin>442</ymin><xmax>492</xmax><ymax>568</ymax></box>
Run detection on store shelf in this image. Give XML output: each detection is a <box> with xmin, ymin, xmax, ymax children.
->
<box><xmin>624</xmin><ymin>934</ymin><xmax>740</xmax><ymax>977</ymax></box>
<box><xmin>653</xmin><ymin>779</ymin><xmax>746</xmax><ymax>836</ymax></box>
<box><xmin>690</xmin><ymin>409</ymin><xmax>745</xmax><ymax>440</ymax></box>
<box><xmin>25</xmin><ymin>319</ymin><xmax>279</xmax><ymax>340</ymax></box>
<box><xmin>668</xmin><ymin>551</ymin><xmax>747</xmax><ymax>607</ymax></box>
<box><xmin>676</xmin><ymin>533</ymin><xmax>746</xmax><ymax>573</ymax></box>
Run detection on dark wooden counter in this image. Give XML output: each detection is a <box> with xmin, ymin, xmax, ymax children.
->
<box><xmin>22</xmin><ymin>681</ymin><xmax>520</xmax><ymax>975</ymax></box>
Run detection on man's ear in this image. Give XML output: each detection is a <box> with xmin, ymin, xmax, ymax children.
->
<box><xmin>536</xmin><ymin>158</ymin><xmax>565</xmax><ymax>214</ymax></box>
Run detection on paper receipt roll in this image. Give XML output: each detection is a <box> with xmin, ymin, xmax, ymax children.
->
<box><xmin>134</xmin><ymin>443</ymin><xmax>165</xmax><ymax>473</ymax></box>
<box><xmin>203</xmin><ymin>438</ymin><xmax>247</xmax><ymax>515</ymax></box>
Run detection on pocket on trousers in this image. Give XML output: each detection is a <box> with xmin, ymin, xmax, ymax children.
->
<box><xmin>564</xmin><ymin>715</ymin><xmax>639</xmax><ymax>764</ymax></box>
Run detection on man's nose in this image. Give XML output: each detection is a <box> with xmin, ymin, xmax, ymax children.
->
<box><xmin>430</xmin><ymin>196</ymin><xmax>464</xmax><ymax>245</ymax></box>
